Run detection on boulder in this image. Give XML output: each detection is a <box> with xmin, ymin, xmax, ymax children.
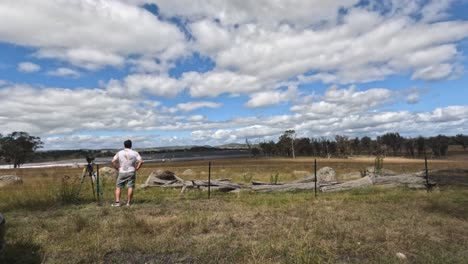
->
<box><xmin>291</xmin><ymin>167</ymin><xmax>336</xmax><ymax>184</ymax></box>
<box><xmin>0</xmin><ymin>175</ymin><xmax>23</xmax><ymax>187</ymax></box>
<box><xmin>182</xmin><ymin>169</ymin><xmax>196</xmax><ymax>177</ymax></box>
<box><xmin>143</xmin><ymin>170</ymin><xmax>184</xmax><ymax>187</ymax></box>
<box><xmin>99</xmin><ymin>167</ymin><xmax>118</xmax><ymax>178</ymax></box>
<box><xmin>317</xmin><ymin>167</ymin><xmax>336</xmax><ymax>183</ymax></box>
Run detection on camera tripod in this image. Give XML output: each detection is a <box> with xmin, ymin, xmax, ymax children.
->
<box><xmin>77</xmin><ymin>156</ymin><xmax>103</xmax><ymax>202</ymax></box>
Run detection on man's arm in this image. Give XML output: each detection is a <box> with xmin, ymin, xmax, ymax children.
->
<box><xmin>112</xmin><ymin>152</ymin><xmax>119</xmax><ymax>171</ymax></box>
<box><xmin>112</xmin><ymin>159</ymin><xmax>119</xmax><ymax>171</ymax></box>
<box><xmin>135</xmin><ymin>159</ymin><xmax>143</xmax><ymax>171</ymax></box>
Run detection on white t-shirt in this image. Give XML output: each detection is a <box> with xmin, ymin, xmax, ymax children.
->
<box><xmin>112</xmin><ymin>148</ymin><xmax>142</xmax><ymax>173</ymax></box>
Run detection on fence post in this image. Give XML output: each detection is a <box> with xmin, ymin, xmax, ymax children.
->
<box><xmin>96</xmin><ymin>164</ymin><xmax>100</xmax><ymax>204</ymax></box>
<box><xmin>314</xmin><ymin>159</ymin><xmax>317</xmax><ymax>198</ymax></box>
<box><xmin>425</xmin><ymin>155</ymin><xmax>429</xmax><ymax>192</ymax></box>
<box><xmin>208</xmin><ymin>161</ymin><xmax>211</xmax><ymax>199</ymax></box>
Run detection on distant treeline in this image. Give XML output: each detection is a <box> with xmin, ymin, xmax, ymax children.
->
<box><xmin>256</xmin><ymin>132</ymin><xmax>468</xmax><ymax>158</ymax></box>
<box><xmin>33</xmin><ymin>146</ymin><xmax>222</xmax><ymax>162</ymax></box>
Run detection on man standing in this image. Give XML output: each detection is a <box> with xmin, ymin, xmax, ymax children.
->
<box><xmin>112</xmin><ymin>140</ymin><xmax>143</xmax><ymax>206</ymax></box>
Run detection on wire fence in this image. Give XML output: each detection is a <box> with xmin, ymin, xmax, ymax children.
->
<box><xmin>1</xmin><ymin>157</ymin><xmax>467</xmax><ymax>205</ymax></box>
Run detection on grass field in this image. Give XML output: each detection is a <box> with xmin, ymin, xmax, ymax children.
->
<box><xmin>0</xmin><ymin>156</ymin><xmax>467</xmax><ymax>263</ymax></box>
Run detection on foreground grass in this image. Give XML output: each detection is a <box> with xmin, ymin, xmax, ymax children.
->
<box><xmin>1</xmin><ymin>157</ymin><xmax>467</xmax><ymax>263</ymax></box>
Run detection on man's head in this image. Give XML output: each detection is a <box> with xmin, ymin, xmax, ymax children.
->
<box><xmin>124</xmin><ymin>140</ymin><xmax>132</xmax><ymax>149</ymax></box>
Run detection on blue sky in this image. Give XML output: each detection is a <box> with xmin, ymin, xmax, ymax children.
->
<box><xmin>0</xmin><ymin>0</ymin><xmax>467</xmax><ymax>150</ymax></box>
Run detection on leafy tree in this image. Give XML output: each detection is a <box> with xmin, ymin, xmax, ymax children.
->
<box><xmin>379</xmin><ymin>132</ymin><xmax>403</xmax><ymax>156</ymax></box>
<box><xmin>404</xmin><ymin>138</ymin><xmax>416</xmax><ymax>157</ymax></box>
<box><xmin>0</xmin><ymin>132</ymin><xmax>43</xmax><ymax>168</ymax></box>
<box><xmin>429</xmin><ymin>135</ymin><xmax>449</xmax><ymax>157</ymax></box>
<box><xmin>278</xmin><ymin>130</ymin><xmax>296</xmax><ymax>158</ymax></box>
<box><xmin>259</xmin><ymin>141</ymin><xmax>278</xmax><ymax>157</ymax></box>
<box><xmin>335</xmin><ymin>135</ymin><xmax>351</xmax><ymax>157</ymax></box>
<box><xmin>360</xmin><ymin>136</ymin><xmax>372</xmax><ymax>155</ymax></box>
<box><xmin>416</xmin><ymin>136</ymin><xmax>427</xmax><ymax>157</ymax></box>
<box><xmin>455</xmin><ymin>134</ymin><xmax>468</xmax><ymax>151</ymax></box>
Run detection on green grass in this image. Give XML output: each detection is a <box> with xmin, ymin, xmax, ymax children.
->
<box><xmin>0</xmin><ymin>157</ymin><xmax>467</xmax><ymax>263</ymax></box>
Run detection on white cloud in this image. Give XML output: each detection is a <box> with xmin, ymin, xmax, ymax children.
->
<box><xmin>174</xmin><ymin>101</ymin><xmax>222</xmax><ymax>112</ymax></box>
<box><xmin>411</xmin><ymin>63</ymin><xmax>454</xmax><ymax>81</ymax></box>
<box><xmin>17</xmin><ymin>62</ymin><xmax>41</xmax><ymax>73</ymax></box>
<box><xmin>246</xmin><ymin>87</ymin><xmax>298</xmax><ymax>108</ymax></box>
<box><xmin>0</xmin><ymin>85</ymin><xmax>164</xmax><ymax>135</ymax></box>
<box><xmin>106</xmin><ymin>74</ymin><xmax>185</xmax><ymax>98</ymax></box>
<box><xmin>47</xmin><ymin>67</ymin><xmax>81</xmax><ymax>78</ymax></box>
<box><xmin>150</xmin><ymin>0</ymin><xmax>359</xmax><ymax>27</ymax></box>
<box><xmin>0</xmin><ymin>0</ymin><xmax>187</xmax><ymax>70</ymax></box>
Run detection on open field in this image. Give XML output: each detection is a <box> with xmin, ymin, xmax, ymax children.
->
<box><xmin>0</xmin><ymin>156</ymin><xmax>467</xmax><ymax>263</ymax></box>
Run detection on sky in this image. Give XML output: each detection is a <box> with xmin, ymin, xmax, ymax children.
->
<box><xmin>0</xmin><ymin>0</ymin><xmax>467</xmax><ymax>150</ymax></box>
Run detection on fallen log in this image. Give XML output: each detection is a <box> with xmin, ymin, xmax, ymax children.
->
<box><xmin>372</xmin><ymin>174</ymin><xmax>436</xmax><ymax>189</ymax></box>
<box><xmin>320</xmin><ymin>176</ymin><xmax>373</xmax><ymax>192</ymax></box>
<box><xmin>251</xmin><ymin>182</ymin><xmax>319</xmax><ymax>192</ymax></box>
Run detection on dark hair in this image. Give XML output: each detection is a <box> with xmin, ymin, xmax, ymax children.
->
<box><xmin>124</xmin><ymin>140</ymin><xmax>132</xmax><ymax>149</ymax></box>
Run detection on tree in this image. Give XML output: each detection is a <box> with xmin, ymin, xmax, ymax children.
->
<box><xmin>335</xmin><ymin>135</ymin><xmax>350</xmax><ymax>157</ymax></box>
<box><xmin>416</xmin><ymin>136</ymin><xmax>427</xmax><ymax>157</ymax></box>
<box><xmin>0</xmin><ymin>132</ymin><xmax>43</xmax><ymax>168</ymax></box>
<box><xmin>259</xmin><ymin>141</ymin><xmax>278</xmax><ymax>157</ymax></box>
<box><xmin>278</xmin><ymin>130</ymin><xmax>296</xmax><ymax>158</ymax></box>
<box><xmin>360</xmin><ymin>136</ymin><xmax>372</xmax><ymax>155</ymax></box>
<box><xmin>455</xmin><ymin>134</ymin><xmax>468</xmax><ymax>151</ymax></box>
<box><xmin>379</xmin><ymin>132</ymin><xmax>403</xmax><ymax>156</ymax></box>
<box><xmin>429</xmin><ymin>135</ymin><xmax>449</xmax><ymax>157</ymax></box>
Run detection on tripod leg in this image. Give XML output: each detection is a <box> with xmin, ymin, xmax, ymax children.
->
<box><xmin>77</xmin><ymin>168</ymin><xmax>87</xmax><ymax>196</ymax></box>
<box><xmin>89</xmin><ymin>170</ymin><xmax>96</xmax><ymax>201</ymax></box>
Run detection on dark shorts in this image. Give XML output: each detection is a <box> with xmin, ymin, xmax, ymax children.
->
<box><xmin>116</xmin><ymin>172</ymin><xmax>136</xmax><ymax>189</ymax></box>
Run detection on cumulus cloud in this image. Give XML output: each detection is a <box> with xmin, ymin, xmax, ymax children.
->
<box><xmin>246</xmin><ymin>87</ymin><xmax>298</xmax><ymax>108</ymax></box>
<box><xmin>164</xmin><ymin>101</ymin><xmax>222</xmax><ymax>113</ymax></box>
<box><xmin>146</xmin><ymin>0</ymin><xmax>359</xmax><ymax>27</ymax></box>
<box><xmin>0</xmin><ymin>84</ymin><xmax>164</xmax><ymax>135</ymax></box>
<box><xmin>0</xmin><ymin>0</ymin><xmax>187</xmax><ymax>70</ymax></box>
<box><xmin>106</xmin><ymin>74</ymin><xmax>185</xmax><ymax>97</ymax></box>
<box><xmin>1</xmin><ymin>1</ymin><xmax>467</xmax><ymax>149</ymax></box>
<box><xmin>17</xmin><ymin>62</ymin><xmax>41</xmax><ymax>73</ymax></box>
<box><xmin>411</xmin><ymin>63</ymin><xmax>454</xmax><ymax>81</ymax></box>
<box><xmin>47</xmin><ymin>67</ymin><xmax>81</xmax><ymax>78</ymax></box>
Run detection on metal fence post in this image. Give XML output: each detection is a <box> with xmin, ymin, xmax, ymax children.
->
<box><xmin>208</xmin><ymin>161</ymin><xmax>211</xmax><ymax>199</ymax></box>
<box><xmin>425</xmin><ymin>155</ymin><xmax>429</xmax><ymax>192</ymax></box>
<box><xmin>314</xmin><ymin>159</ymin><xmax>317</xmax><ymax>198</ymax></box>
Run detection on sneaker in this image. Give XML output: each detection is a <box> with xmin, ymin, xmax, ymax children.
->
<box><xmin>111</xmin><ymin>202</ymin><xmax>121</xmax><ymax>207</ymax></box>
<box><xmin>125</xmin><ymin>203</ymin><xmax>131</xmax><ymax>207</ymax></box>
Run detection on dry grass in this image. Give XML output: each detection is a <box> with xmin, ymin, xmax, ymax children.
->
<box><xmin>0</xmin><ymin>157</ymin><xmax>467</xmax><ymax>263</ymax></box>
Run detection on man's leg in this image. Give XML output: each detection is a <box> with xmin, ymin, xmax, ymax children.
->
<box><xmin>127</xmin><ymin>188</ymin><xmax>133</xmax><ymax>204</ymax></box>
<box><xmin>115</xmin><ymin>187</ymin><xmax>121</xmax><ymax>203</ymax></box>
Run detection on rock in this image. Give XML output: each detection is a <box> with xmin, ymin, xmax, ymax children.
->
<box><xmin>317</xmin><ymin>167</ymin><xmax>336</xmax><ymax>183</ymax></box>
<box><xmin>143</xmin><ymin>170</ymin><xmax>184</xmax><ymax>187</ymax></box>
<box><xmin>395</xmin><ymin>252</ymin><xmax>407</xmax><ymax>260</ymax></box>
<box><xmin>291</xmin><ymin>167</ymin><xmax>336</xmax><ymax>184</ymax></box>
<box><xmin>99</xmin><ymin>167</ymin><xmax>118</xmax><ymax>178</ymax></box>
<box><xmin>182</xmin><ymin>169</ymin><xmax>196</xmax><ymax>177</ymax></box>
<box><xmin>0</xmin><ymin>175</ymin><xmax>23</xmax><ymax>187</ymax></box>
